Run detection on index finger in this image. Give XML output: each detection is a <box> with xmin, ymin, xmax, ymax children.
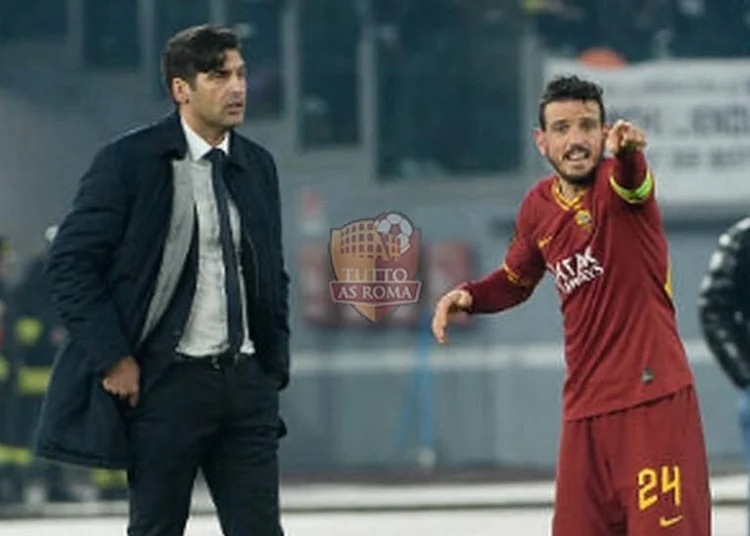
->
<box><xmin>608</xmin><ymin>119</ymin><xmax>629</xmax><ymax>135</ymax></box>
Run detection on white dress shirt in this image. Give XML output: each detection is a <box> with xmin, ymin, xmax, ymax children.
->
<box><xmin>176</xmin><ymin>117</ymin><xmax>255</xmax><ymax>357</ymax></box>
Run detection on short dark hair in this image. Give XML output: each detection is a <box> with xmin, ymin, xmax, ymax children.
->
<box><xmin>161</xmin><ymin>24</ymin><xmax>241</xmax><ymax>98</ymax></box>
<box><xmin>538</xmin><ymin>75</ymin><xmax>605</xmax><ymax>130</ymax></box>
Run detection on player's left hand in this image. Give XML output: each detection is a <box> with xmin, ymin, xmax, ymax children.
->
<box><xmin>605</xmin><ymin>120</ymin><xmax>647</xmax><ymax>155</ymax></box>
<box><xmin>431</xmin><ymin>289</ymin><xmax>473</xmax><ymax>344</ymax></box>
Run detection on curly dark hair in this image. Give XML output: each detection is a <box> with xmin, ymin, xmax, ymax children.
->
<box><xmin>538</xmin><ymin>75</ymin><xmax>605</xmax><ymax>130</ymax></box>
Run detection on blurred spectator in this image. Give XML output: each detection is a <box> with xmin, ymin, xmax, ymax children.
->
<box><xmin>0</xmin><ymin>235</ymin><xmax>18</xmax><ymax>505</ymax></box>
<box><xmin>698</xmin><ymin>218</ymin><xmax>750</xmax><ymax>535</ymax></box>
<box><xmin>529</xmin><ymin>0</ymin><xmax>750</xmax><ymax>62</ymax></box>
<box><xmin>229</xmin><ymin>0</ymin><xmax>284</xmax><ymax>118</ymax></box>
<box><xmin>523</xmin><ymin>0</ymin><xmax>592</xmax><ymax>56</ymax></box>
<box><xmin>382</xmin><ymin>0</ymin><xmax>465</xmax><ymax>177</ymax></box>
<box><xmin>82</xmin><ymin>0</ymin><xmax>141</xmax><ymax>70</ymax></box>
<box><xmin>672</xmin><ymin>0</ymin><xmax>750</xmax><ymax>58</ymax></box>
<box><xmin>598</xmin><ymin>0</ymin><xmax>674</xmax><ymax>61</ymax></box>
<box><xmin>299</xmin><ymin>0</ymin><xmax>360</xmax><ymax>147</ymax></box>
<box><xmin>3</xmin><ymin>228</ymin><xmax>75</xmax><ymax>502</ymax></box>
<box><xmin>0</xmin><ymin>0</ymin><xmax>66</xmax><ymax>42</ymax></box>
<box><xmin>375</xmin><ymin>0</ymin><xmax>523</xmax><ymax>180</ymax></box>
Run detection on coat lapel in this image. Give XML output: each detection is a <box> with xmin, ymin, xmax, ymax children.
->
<box><xmin>226</xmin><ymin>147</ymin><xmax>272</xmax><ymax>243</ymax></box>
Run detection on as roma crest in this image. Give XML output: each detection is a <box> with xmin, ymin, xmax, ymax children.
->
<box><xmin>575</xmin><ymin>208</ymin><xmax>593</xmax><ymax>231</ymax></box>
<box><xmin>329</xmin><ymin>212</ymin><xmax>422</xmax><ymax>322</ymax></box>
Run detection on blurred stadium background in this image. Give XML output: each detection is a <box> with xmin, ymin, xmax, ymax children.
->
<box><xmin>0</xmin><ymin>0</ymin><xmax>749</xmax><ymax>533</ymax></box>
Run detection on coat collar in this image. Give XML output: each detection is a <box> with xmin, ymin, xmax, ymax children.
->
<box><xmin>153</xmin><ymin>111</ymin><xmax>251</xmax><ymax>171</ymax></box>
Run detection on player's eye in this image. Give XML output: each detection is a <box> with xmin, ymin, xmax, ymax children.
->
<box><xmin>209</xmin><ymin>70</ymin><xmax>229</xmax><ymax>80</ymax></box>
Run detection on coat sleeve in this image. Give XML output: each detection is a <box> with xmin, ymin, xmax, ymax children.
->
<box><xmin>46</xmin><ymin>143</ymin><xmax>132</xmax><ymax>374</ymax></box>
<box><xmin>698</xmin><ymin>218</ymin><xmax>750</xmax><ymax>388</ymax></box>
<box><xmin>258</xmin><ymin>148</ymin><xmax>290</xmax><ymax>390</ymax></box>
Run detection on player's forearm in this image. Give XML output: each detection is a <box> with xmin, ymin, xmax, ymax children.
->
<box><xmin>461</xmin><ymin>266</ymin><xmax>535</xmax><ymax>314</ymax></box>
<box><xmin>614</xmin><ymin>149</ymin><xmax>648</xmax><ymax>190</ymax></box>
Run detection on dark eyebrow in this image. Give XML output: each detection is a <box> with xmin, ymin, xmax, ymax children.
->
<box><xmin>211</xmin><ymin>63</ymin><xmax>247</xmax><ymax>75</ymax></box>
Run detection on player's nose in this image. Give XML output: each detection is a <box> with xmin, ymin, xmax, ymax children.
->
<box><xmin>565</xmin><ymin>128</ymin><xmax>588</xmax><ymax>146</ymax></box>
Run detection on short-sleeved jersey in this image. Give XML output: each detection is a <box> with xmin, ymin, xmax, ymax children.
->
<box><xmin>502</xmin><ymin>152</ymin><xmax>694</xmax><ymax>420</ymax></box>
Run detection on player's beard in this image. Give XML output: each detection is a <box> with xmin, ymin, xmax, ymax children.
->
<box><xmin>547</xmin><ymin>146</ymin><xmax>603</xmax><ymax>185</ymax></box>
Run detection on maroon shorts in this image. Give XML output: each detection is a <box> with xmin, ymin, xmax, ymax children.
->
<box><xmin>552</xmin><ymin>386</ymin><xmax>711</xmax><ymax>536</ymax></box>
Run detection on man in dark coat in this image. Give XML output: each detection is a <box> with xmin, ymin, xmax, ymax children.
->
<box><xmin>35</xmin><ymin>24</ymin><xmax>290</xmax><ymax>536</ymax></box>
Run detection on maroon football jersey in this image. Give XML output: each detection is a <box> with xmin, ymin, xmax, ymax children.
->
<box><xmin>463</xmin><ymin>151</ymin><xmax>694</xmax><ymax>420</ymax></box>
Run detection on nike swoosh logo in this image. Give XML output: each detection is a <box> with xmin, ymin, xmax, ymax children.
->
<box><xmin>659</xmin><ymin>515</ymin><xmax>683</xmax><ymax>527</ymax></box>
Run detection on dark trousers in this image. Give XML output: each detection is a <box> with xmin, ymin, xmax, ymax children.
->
<box><xmin>125</xmin><ymin>354</ymin><xmax>283</xmax><ymax>536</ymax></box>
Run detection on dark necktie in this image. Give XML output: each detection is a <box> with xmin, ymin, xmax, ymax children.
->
<box><xmin>205</xmin><ymin>148</ymin><xmax>243</xmax><ymax>354</ymax></box>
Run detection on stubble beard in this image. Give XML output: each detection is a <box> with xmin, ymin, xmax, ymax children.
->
<box><xmin>547</xmin><ymin>153</ymin><xmax>602</xmax><ymax>186</ymax></box>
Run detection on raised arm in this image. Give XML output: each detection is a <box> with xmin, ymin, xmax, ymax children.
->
<box><xmin>605</xmin><ymin>120</ymin><xmax>653</xmax><ymax>206</ymax></box>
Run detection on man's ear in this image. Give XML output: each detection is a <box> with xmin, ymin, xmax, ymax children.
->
<box><xmin>171</xmin><ymin>78</ymin><xmax>191</xmax><ymax>105</ymax></box>
<box><xmin>533</xmin><ymin>128</ymin><xmax>547</xmax><ymax>157</ymax></box>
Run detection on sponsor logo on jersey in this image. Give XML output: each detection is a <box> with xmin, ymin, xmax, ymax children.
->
<box><xmin>550</xmin><ymin>245</ymin><xmax>604</xmax><ymax>295</ymax></box>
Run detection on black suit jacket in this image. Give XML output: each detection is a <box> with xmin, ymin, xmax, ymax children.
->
<box><xmin>34</xmin><ymin>112</ymin><xmax>290</xmax><ymax>469</ymax></box>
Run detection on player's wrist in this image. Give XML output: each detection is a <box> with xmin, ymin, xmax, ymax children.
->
<box><xmin>454</xmin><ymin>285</ymin><xmax>474</xmax><ymax>312</ymax></box>
<box><xmin>613</xmin><ymin>145</ymin><xmax>643</xmax><ymax>158</ymax></box>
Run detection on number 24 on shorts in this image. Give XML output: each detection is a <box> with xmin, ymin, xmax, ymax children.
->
<box><xmin>637</xmin><ymin>465</ymin><xmax>681</xmax><ymax>511</ymax></box>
